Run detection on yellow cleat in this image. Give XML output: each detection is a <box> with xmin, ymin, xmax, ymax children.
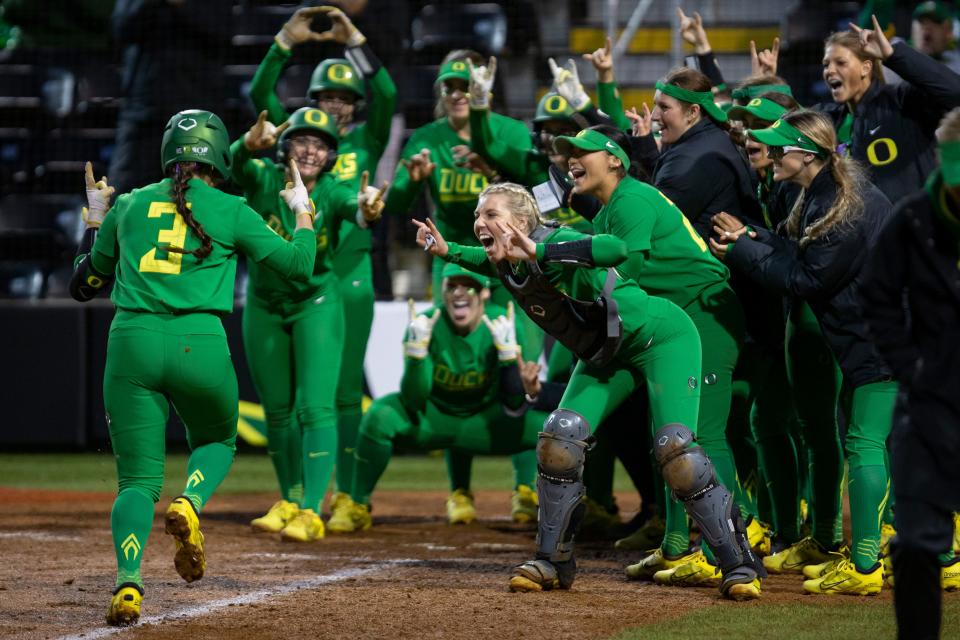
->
<box><xmin>327</xmin><ymin>496</ymin><xmax>373</xmax><ymax>534</ymax></box>
<box><xmin>803</xmin><ymin>547</ymin><xmax>850</xmax><ymax>580</ymax></box>
<box><xmin>746</xmin><ymin>517</ymin><xmax>773</xmax><ymax>557</ymax></box>
<box><xmin>942</xmin><ymin>558</ymin><xmax>960</xmax><ymax>591</ymax></box>
<box><xmin>615</xmin><ymin>515</ymin><xmax>665</xmax><ymax>551</ymax></box>
<box><xmin>446</xmin><ymin>489</ymin><xmax>476</xmax><ymax>525</ymax></box>
<box><xmin>953</xmin><ymin>513</ymin><xmax>960</xmax><ymax>554</ymax></box>
<box><xmin>165</xmin><ymin>496</ymin><xmax>205</xmax><ymax>583</ymax></box>
<box><xmin>626</xmin><ymin>547</ymin><xmax>698</xmax><ymax>581</ymax></box>
<box><xmin>724</xmin><ymin>578</ymin><xmax>762</xmax><ymax>601</ymax></box>
<box><xmin>105</xmin><ymin>584</ymin><xmax>143</xmax><ymax>627</ymax></box>
<box><xmin>763</xmin><ymin>536</ymin><xmax>832</xmax><ymax>574</ymax></box>
<box><xmin>803</xmin><ymin>558</ymin><xmax>882</xmax><ymax>595</ymax></box>
<box><xmin>880</xmin><ymin>523</ymin><xmax>897</xmax><ymax>556</ymax></box>
<box><xmin>511</xmin><ymin>484</ymin><xmax>538</xmax><ymax>524</ymax></box>
<box><xmin>251</xmin><ymin>499</ymin><xmax>299</xmax><ymax>533</ymax></box>
<box><xmin>280</xmin><ymin>508</ymin><xmax>325</xmax><ymax>541</ymax></box>
<box><xmin>652</xmin><ymin>549</ymin><xmax>720</xmax><ymax>587</ymax></box>
<box><xmin>579</xmin><ymin>497</ymin><xmax>622</xmax><ymax>536</ymax></box>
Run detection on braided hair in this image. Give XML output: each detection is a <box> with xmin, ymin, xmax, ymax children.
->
<box><xmin>166</xmin><ymin>162</ymin><xmax>214</xmax><ymax>262</ymax></box>
<box><xmin>477</xmin><ymin>182</ymin><xmax>544</xmax><ymax>235</ymax></box>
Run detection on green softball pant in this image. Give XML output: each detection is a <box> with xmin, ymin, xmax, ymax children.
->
<box><xmin>558</xmin><ymin>297</ymin><xmax>702</xmax><ymax>556</ymax></box>
<box><xmin>350</xmin><ymin>395</ymin><xmax>545</xmax><ymax>505</ymax></box>
<box><xmin>242</xmin><ymin>293</ymin><xmax>344</xmax><ymax>513</ymax></box>
<box><xmin>104</xmin><ymin>311</ymin><xmax>238</xmax><ymax>589</ymax></box>
<box><xmin>333</xmin><ymin>250</ymin><xmax>375</xmax><ymax>494</ymax></box>
<box><xmin>841</xmin><ymin>379</ymin><xmax>898</xmax><ymax>572</ymax></box>
<box><xmin>785</xmin><ymin>301</ymin><xmax>843</xmax><ymax>547</ymax></box>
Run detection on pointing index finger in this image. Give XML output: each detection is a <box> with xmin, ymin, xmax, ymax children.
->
<box><xmin>84</xmin><ymin>161</ymin><xmax>96</xmax><ymax>188</ymax></box>
<box><xmin>360</xmin><ymin>170</ymin><xmax>369</xmax><ymax>192</ymax></box>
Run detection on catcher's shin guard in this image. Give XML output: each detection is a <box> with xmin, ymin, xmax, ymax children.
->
<box><xmin>653</xmin><ymin>424</ymin><xmax>765</xmax><ymax>590</ymax></box>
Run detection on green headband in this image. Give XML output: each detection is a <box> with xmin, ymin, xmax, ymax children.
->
<box><xmin>726</xmin><ymin>97</ymin><xmax>790</xmax><ymax>124</ymax></box>
<box><xmin>940</xmin><ymin>140</ymin><xmax>960</xmax><ymax>187</ymax></box>
<box><xmin>747</xmin><ymin>117</ymin><xmax>828</xmax><ymax>156</ymax></box>
<box><xmin>731</xmin><ymin>83</ymin><xmax>794</xmax><ymax>102</ymax></box>
<box><xmin>553</xmin><ymin>129</ymin><xmax>631</xmax><ymax>171</ymax></box>
<box><xmin>655</xmin><ymin>81</ymin><xmax>728</xmax><ymax>123</ymax></box>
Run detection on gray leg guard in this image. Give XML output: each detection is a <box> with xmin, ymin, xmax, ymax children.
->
<box><xmin>523</xmin><ymin>409</ymin><xmax>591</xmax><ymax>589</ymax></box>
<box><xmin>653</xmin><ymin>424</ymin><xmax>766</xmax><ymax>590</ymax></box>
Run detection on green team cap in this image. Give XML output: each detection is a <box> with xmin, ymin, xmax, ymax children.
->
<box><xmin>727</xmin><ymin>97</ymin><xmax>790</xmax><ymax>124</ymax></box>
<box><xmin>553</xmin><ymin>129</ymin><xmax>631</xmax><ymax>170</ymax></box>
<box><xmin>309</xmin><ymin>58</ymin><xmax>364</xmax><ymax>99</ymax></box>
<box><xmin>655</xmin><ymin>80</ymin><xmax>728</xmax><ymax>123</ymax></box>
<box><xmin>436</xmin><ymin>59</ymin><xmax>471</xmax><ymax>85</ymax></box>
<box><xmin>278</xmin><ymin>107</ymin><xmax>340</xmax><ymax>151</ymax></box>
<box><xmin>939</xmin><ymin>140</ymin><xmax>960</xmax><ymax>186</ymax></box>
<box><xmin>747</xmin><ymin>118</ymin><xmax>827</xmax><ymax>156</ymax></box>
<box><xmin>914</xmin><ymin>1</ymin><xmax>954</xmax><ymax>22</ymax></box>
<box><xmin>160</xmin><ymin>109</ymin><xmax>232</xmax><ymax>179</ymax></box>
<box><xmin>441</xmin><ymin>262</ymin><xmax>490</xmax><ymax>288</ymax></box>
<box><xmin>534</xmin><ymin>92</ymin><xmax>576</xmax><ymax>123</ymax></box>
<box><xmin>730</xmin><ymin>83</ymin><xmax>794</xmax><ymax>102</ymax></box>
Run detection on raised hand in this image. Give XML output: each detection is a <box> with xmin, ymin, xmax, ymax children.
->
<box><xmin>314</xmin><ymin>5</ymin><xmax>366</xmax><ymax>47</ymax></box>
<box><xmin>404</xmin><ymin>299</ymin><xmax>441</xmax><ymax>360</ymax></box>
<box><xmin>677</xmin><ymin>7</ymin><xmax>711</xmax><ymax>55</ymax></box>
<box><xmin>467</xmin><ymin>56</ymin><xmax>497</xmax><ymax>109</ymax></box>
<box><xmin>452</xmin><ymin>144</ymin><xmax>498</xmax><ymax>180</ymax></box>
<box><xmin>275</xmin><ymin>6</ymin><xmax>329</xmax><ymax>50</ymax></box>
<box><xmin>411</xmin><ymin>217</ymin><xmax>448</xmax><ymax>257</ymax></box>
<box><xmin>401</xmin><ymin>148</ymin><xmax>436</xmax><ymax>182</ymax></box>
<box><xmin>82</xmin><ymin>161</ymin><xmax>114</xmax><ymax>228</ymax></box>
<box><xmin>849</xmin><ymin>14</ymin><xmax>894</xmax><ymax>60</ymax></box>
<box><xmin>549</xmin><ymin>57</ymin><xmax>592</xmax><ymax>110</ymax></box>
<box><xmin>750</xmin><ymin>37</ymin><xmax>780</xmax><ymax>77</ymax></box>
<box><xmin>280</xmin><ymin>159</ymin><xmax>315</xmax><ymax>219</ymax></box>
<box><xmin>582</xmin><ymin>36</ymin><xmax>614</xmax><ymax>83</ymax></box>
<box><xmin>625</xmin><ymin>103</ymin><xmax>654</xmax><ymax>137</ymax></box>
<box><xmin>490</xmin><ymin>219</ymin><xmax>536</xmax><ymax>262</ymax></box>
<box><xmin>516</xmin><ymin>351</ymin><xmax>542</xmax><ymax>399</ymax></box>
<box><xmin>482</xmin><ymin>301</ymin><xmax>521</xmax><ymax>363</ymax></box>
<box><xmin>357</xmin><ymin>170</ymin><xmax>389</xmax><ymax>224</ymax></box>
<box><xmin>244</xmin><ymin>110</ymin><xmax>290</xmax><ymax>152</ymax></box>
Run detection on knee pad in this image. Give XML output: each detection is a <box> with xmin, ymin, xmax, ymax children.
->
<box><xmin>536</xmin><ymin>410</ymin><xmax>591</xmax><ymax>563</ymax></box>
<box><xmin>653</xmin><ymin>423</ymin><xmax>713</xmax><ymax>499</ymax></box>
<box><xmin>537</xmin><ymin>409</ymin><xmax>592</xmax><ymax>480</ymax></box>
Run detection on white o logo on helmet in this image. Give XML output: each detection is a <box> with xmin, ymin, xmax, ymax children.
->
<box><xmin>178</xmin><ymin>118</ymin><xmax>198</xmax><ymax>131</ymax></box>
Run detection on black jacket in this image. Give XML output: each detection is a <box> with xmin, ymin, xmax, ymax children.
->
<box><xmin>726</xmin><ymin>168</ymin><xmax>893</xmax><ymax>386</ymax></box>
<box><xmin>861</xmin><ymin>175</ymin><xmax>960</xmax><ymax>504</ymax></box>
<box><xmin>815</xmin><ymin>42</ymin><xmax>960</xmax><ymax>207</ymax></box>
<box><xmin>649</xmin><ymin>119</ymin><xmax>762</xmax><ymax>240</ymax></box>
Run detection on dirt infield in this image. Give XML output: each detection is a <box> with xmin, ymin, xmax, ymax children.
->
<box><xmin>0</xmin><ymin>488</ymin><xmax>887</xmax><ymax>640</ymax></box>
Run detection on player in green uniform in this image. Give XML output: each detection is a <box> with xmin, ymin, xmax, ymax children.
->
<box><xmin>249</xmin><ymin>6</ymin><xmax>397</xmax><ymax>514</ymax></box>
<box><xmin>231</xmin><ymin>106</ymin><xmax>386</xmax><ymax>541</ymax></box>
<box><xmin>69</xmin><ymin>110</ymin><xmax>319</xmax><ymax>626</ymax></box>
<box><xmin>415</xmin><ymin>182</ymin><xmax>765</xmax><ymax>600</ymax></box>
<box><xmin>330</xmin><ymin>263</ymin><xmax>544</xmax><ymax>531</ymax></box>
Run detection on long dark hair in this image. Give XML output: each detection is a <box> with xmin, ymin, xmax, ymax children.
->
<box><xmin>166</xmin><ymin>162</ymin><xmax>214</xmax><ymax>262</ymax></box>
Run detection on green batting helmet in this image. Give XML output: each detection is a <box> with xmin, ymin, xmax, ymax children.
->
<box><xmin>277</xmin><ymin>107</ymin><xmax>341</xmax><ymax>170</ymax></box>
<box><xmin>160</xmin><ymin>110</ymin><xmax>232</xmax><ymax>179</ymax></box>
<box><xmin>534</xmin><ymin>92</ymin><xmax>576</xmax><ymax>124</ymax></box>
<box><xmin>309</xmin><ymin>58</ymin><xmax>364</xmax><ymax>100</ymax></box>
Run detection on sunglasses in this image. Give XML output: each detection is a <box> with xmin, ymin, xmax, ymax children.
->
<box><xmin>441</xmin><ymin>82</ymin><xmax>469</xmax><ymax>98</ymax></box>
<box><xmin>767</xmin><ymin>145</ymin><xmax>810</xmax><ymax>160</ymax></box>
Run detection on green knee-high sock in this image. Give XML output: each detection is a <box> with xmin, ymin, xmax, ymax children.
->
<box><xmin>755</xmin><ymin>430</ymin><xmax>801</xmax><ymax>541</ymax></box>
<box><xmin>288</xmin><ymin>420</ymin><xmax>303</xmax><ymax>505</ymax></box>
<box><xmin>111</xmin><ymin>488</ymin><xmax>155</xmax><ymax>589</ymax></box>
<box><xmin>266</xmin><ymin>419</ymin><xmax>297</xmax><ymax>503</ymax></box>
<box><xmin>181</xmin><ymin>442</ymin><xmax>235</xmax><ymax>513</ymax></box>
<box><xmin>300</xmin><ymin>425</ymin><xmax>337</xmax><ymax>513</ymax></box>
<box><xmin>848</xmin><ymin>464</ymin><xmax>889</xmax><ymax>572</ymax></box>
<box><xmin>662</xmin><ymin>489</ymin><xmax>690</xmax><ymax>556</ymax></box>
<box><xmin>511</xmin><ymin>450</ymin><xmax>538</xmax><ymax>491</ymax></box>
<box><xmin>445</xmin><ymin>449</ymin><xmax>473</xmax><ymax>492</ymax></box>
<box><xmin>882</xmin><ymin>447</ymin><xmax>895</xmax><ymax>527</ymax></box>
<box><xmin>351</xmin><ymin>433</ymin><xmax>392</xmax><ymax>505</ymax></box>
<box><xmin>335</xmin><ymin>412</ymin><xmax>362</xmax><ymax>494</ymax></box>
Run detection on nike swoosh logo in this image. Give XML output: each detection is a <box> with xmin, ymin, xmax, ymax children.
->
<box><xmin>307</xmin><ymin>451</ymin><xmax>329</xmax><ymax>458</ymax></box>
<box><xmin>821</xmin><ymin>578</ymin><xmax>851</xmax><ymax>589</ymax></box>
<box><xmin>869</xmin><ymin>125</ymin><xmax>881</xmax><ymax>135</ymax></box>
<box><xmin>605</xmin><ymin>141</ymin><xmax>617</xmax><ymax>150</ymax></box>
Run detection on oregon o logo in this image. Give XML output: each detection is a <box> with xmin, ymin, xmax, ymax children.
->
<box><xmin>545</xmin><ymin>95</ymin><xmax>568</xmax><ymax>114</ymax></box>
<box><xmin>327</xmin><ymin>63</ymin><xmax>353</xmax><ymax>82</ymax></box>
<box><xmin>748</xmin><ymin>98</ymin><xmax>763</xmax><ymax>107</ymax></box>
<box><xmin>451</xmin><ymin>61</ymin><xmax>467</xmax><ymax>71</ymax></box>
<box><xmin>866</xmin><ymin>137</ymin><xmax>898</xmax><ymax>167</ymax></box>
<box><xmin>304</xmin><ymin>109</ymin><xmax>329</xmax><ymax>127</ymax></box>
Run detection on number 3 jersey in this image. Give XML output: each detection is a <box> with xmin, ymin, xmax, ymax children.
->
<box><xmin>89</xmin><ymin>178</ymin><xmax>316</xmax><ymax>314</ymax></box>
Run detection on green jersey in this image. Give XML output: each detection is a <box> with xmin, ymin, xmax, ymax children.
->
<box><xmin>89</xmin><ymin>179</ymin><xmax>316</xmax><ymax>314</ymax></box>
<box><xmin>591</xmin><ymin>176</ymin><xmax>728</xmax><ymax>308</ymax></box>
<box><xmin>386</xmin><ymin>113</ymin><xmax>533</xmax><ymax>245</ymax></box>
<box><xmin>249</xmin><ymin>41</ymin><xmax>397</xmax><ymax>257</ymax></box>
<box><xmin>468</xmin><ymin>107</ymin><xmax>593</xmax><ymax>234</ymax></box>
<box><xmin>401</xmin><ymin>303</ymin><xmax>519</xmax><ymax>416</ymax></box>
<box><xmin>230</xmin><ymin>139</ymin><xmax>359</xmax><ymax>308</ymax></box>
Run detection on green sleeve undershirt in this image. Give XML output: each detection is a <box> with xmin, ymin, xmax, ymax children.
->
<box><xmin>249</xmin><ymin>41</ymin><xmax>293</xmax><ymax>126</ymax></box>
<box><xmin>399</xmin><ymin>355</ymin><xmax>433</xmax><ymax>412</ymax></box>
<box><xmin>363</xmin><ymin>64</ymin><xmax>398</xmax><ymax>150</ymax></box>
<box><xmin>469</xmin><ymin>107</ymin><xmax>539</xmax><ymax>183</ymax></box>
<box><xmin>597</xmin><ymin>81</ymin><xmax>632</xmax><ymax>132</ymax></box>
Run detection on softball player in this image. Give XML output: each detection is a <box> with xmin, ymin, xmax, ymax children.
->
<box><xmin>417</xmin><ymin>181</ymin><xmax>765</xmax><ymax>600</ymax></box>
<box><xmin>249</xmin><ymin>6</ymin><xmax>397</xmax><ymax>513</ymax></box>
<box><xmin>231</xmin><ymin>107</ymin><xmax>386</xmax><ymax>541</ymax></box>
<box><xmin>713</xmin><ymin>111</ymin><xmax>895</xmax><ymax>595</ymax></box>
<box><xmin>70</xmin><ymin>110</ymin><xmax>319</xmax><ymax>626</ymax></box>
<box><xmin>331</xmin><ymin>263</ymin><xmax>543</xmax><ymax>532</ymax></box>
